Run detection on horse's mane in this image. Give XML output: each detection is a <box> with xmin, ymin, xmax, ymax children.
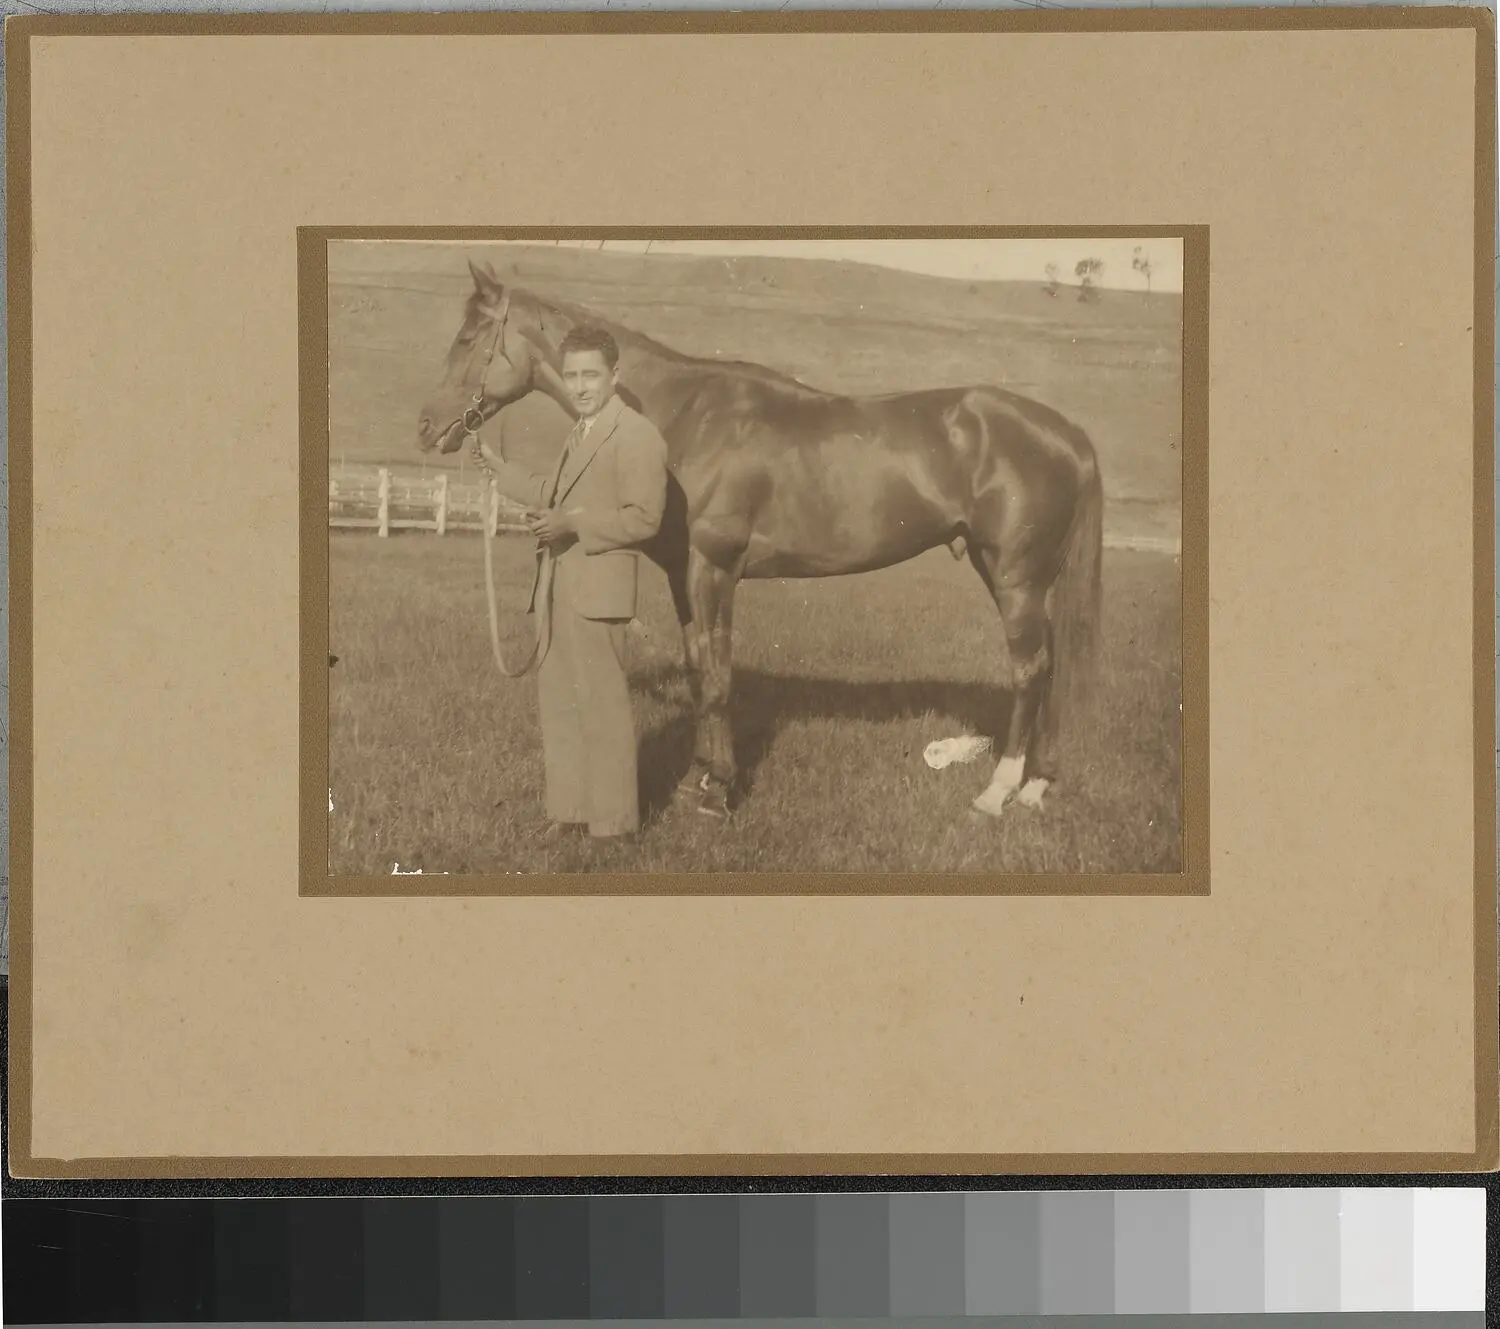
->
<box><xmin>515</xmin><ymin>287</ymin><xmax>827</xmax><ymax>396</ymax></box>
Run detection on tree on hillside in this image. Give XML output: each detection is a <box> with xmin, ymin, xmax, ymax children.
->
<box><xmin>1132</xmin><ymin>246</ymin><xmax>1154</xmax><ymax>296</ymax></box>
<box><xmin>1044</xmin><ymin>263</ymin><xmax>1061</xmax><ymax>297</ymax></box>
<box><xmin>1075</xmin><ymin>257</ymin><xmax>1105</xmax><ymax>303</ymax></box>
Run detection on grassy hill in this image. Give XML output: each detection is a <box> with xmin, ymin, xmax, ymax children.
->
<box><xmin>327</xmin><ymin>242</ymin><xmax>1183</xmax><ymax>543</ymax></box>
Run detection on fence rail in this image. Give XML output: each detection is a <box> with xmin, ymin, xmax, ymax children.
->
<box><xmin>329</xmin><ymin>467</ymin><xmax>531</xmax><ymax>537</ymax></box>
<box><xmin>327</xmin><ymin>465</ymin><xmax>1181</xmax><ymax>556</ymax></box>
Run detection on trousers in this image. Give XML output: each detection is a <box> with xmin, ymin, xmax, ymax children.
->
<box><xmin>536</xmin><ymin>563</ymin><xmax>639</xmax><ymax>837</ymax></box>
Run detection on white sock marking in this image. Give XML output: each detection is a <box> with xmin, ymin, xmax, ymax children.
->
<box><xmin>1017</xmin><ymin>777</ymin><xmax>1050</xmax><ymax>809</ymax></box>
<box><xmin>971</xmin><ymin>755</ymin><xmax>1025</xmax><ymax>817</ymax></box>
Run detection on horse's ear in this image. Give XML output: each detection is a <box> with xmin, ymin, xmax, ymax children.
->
<box><xmin>467</xmin><ymin>257</ymin><xmax>498</xmax><ymax>294</ymax></box>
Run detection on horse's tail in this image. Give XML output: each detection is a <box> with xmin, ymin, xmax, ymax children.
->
<box><xmin>1050</xmin><ymin>448</ymin><xmax>1104</xmax><ymax>738</ymax></box>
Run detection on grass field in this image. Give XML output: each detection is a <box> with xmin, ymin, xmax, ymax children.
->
<box><xmin>327</xmin><ymin>242</ymin><xmax>1184</xmax><ymax>877</ymax></box>
<box><xmin>329</xmin><ymin>533</ymin><xmax>1182</xmax><ymax>877</ymax></box>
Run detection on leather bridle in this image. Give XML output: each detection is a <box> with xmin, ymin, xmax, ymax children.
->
<box><xmin>461</xmin><ymin>289</ymin><xmax>514</xmax><ymax>438</ymax></box>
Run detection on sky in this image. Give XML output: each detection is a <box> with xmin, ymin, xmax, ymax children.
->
<box><xmin>486</xmin><ymin>237</ymin><xmax>1184</xmax><ymax>293</ymax></box>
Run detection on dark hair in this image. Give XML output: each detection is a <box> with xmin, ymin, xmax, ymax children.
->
<box><xmin>559</xmin><ymin>324</ymin><xmax>620</xmax><ymax>370</ymax></box>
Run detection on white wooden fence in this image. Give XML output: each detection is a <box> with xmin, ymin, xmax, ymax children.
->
<box><xmin>329</xmin><ymin>464</ymin><xmax>1182</xmax><ymax>556</ymax></box>
<box><xmin>329</xmin><ymin>466</ymin><xmax>531</xmax><ymax>537</ymax></box>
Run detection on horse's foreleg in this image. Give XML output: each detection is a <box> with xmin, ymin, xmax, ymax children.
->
<box><xmin>684</xmin><ymin>548</ymin><xmax>738</xmax><ymax>818</ymax></box>
<box><xmin>672</xmin><ymin>546</ymin><xmax>736</xmax><ymax>813</ymax></box>
<box><xmin>972</xmin><ymin>577</ymin><xmax>1055</xmax><ymax>818</ymax></box>
<box><xmin>670</xmin><ymin>560</ymin><xmax>709</xmax><ymax>809</ymax></box>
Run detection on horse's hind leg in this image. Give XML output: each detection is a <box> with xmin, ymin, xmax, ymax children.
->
<box><xmin>1014</xmin><ymin>686</ymin><xmax>1059</xmax><ymax>808</ymax></box>
<box><xmin>970</xmin><ymin>561</ymin><xmax>1056</xmax><ymax>817</ymax></box>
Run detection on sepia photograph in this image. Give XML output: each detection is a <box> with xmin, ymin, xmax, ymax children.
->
<box><xmin>324</xmin><ymin>235</ymin><xmax>1187</xmax><ymax>878</ymax></box>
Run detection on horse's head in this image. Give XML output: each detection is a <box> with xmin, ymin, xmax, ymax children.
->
<box><xmin>416</xmin><ymin>259</ymin><xmax>544</xmax><ymax>455</ymax></box>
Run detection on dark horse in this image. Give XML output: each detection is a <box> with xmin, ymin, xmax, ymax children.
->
<box><xmin>417</xmin><ymin>260</ymin><xmax>1103</xmax><ymax>820</ymax></box>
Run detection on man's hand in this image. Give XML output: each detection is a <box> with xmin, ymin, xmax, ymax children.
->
<box><xmin>527</xmin><ymin>507</ymin><xmax>580</xmax><ymax>548</ymax></box>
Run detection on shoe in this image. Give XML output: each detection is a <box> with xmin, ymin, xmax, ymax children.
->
<box><xmin>673</xmin><ymin>768</ymin><xmax>709</xmax><ymax>807</ymax></box>
<box><xmin>696</xmin><ymin>784</ymin><xmax>732</xmax><ymax>819</ymax></box>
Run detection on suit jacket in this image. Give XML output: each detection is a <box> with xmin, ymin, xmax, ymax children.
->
<box><xmin>487</xmin><ymin>394</ymin><xmax>670</xmax><ymax>620</ymax></box>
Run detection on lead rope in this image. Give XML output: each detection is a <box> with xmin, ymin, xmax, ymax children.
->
<box><xmin>469</xmin><ymin>419</ymin><xmax>555</xmax><ymax>678</ymax></box>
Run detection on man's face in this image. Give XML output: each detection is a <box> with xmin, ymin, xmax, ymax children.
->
<box><xmin>561</xmin><ymin>348</ymin><xmax>617</xmax><ymax>419</ymax></box>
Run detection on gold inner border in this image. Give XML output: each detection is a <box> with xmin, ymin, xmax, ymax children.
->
<box><xmin>6</xmin><ymin>7</ymin><xmax>1494</xmax><ymax>1179</ymax></box>
<box><xmin>302</xmin><ymin>224</ymin><xmax>1208</xmax><ymax>900</ymax></box>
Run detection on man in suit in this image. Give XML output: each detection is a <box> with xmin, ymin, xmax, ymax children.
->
<box><xmin>485</xmin><ymin>324</ymin><xmax>669</xmax><ymax>844</ymax></box>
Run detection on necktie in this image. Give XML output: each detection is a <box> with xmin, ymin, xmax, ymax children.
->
<box><xmin>551</xmin><ymin>418</ymin><xmax>586</xmax><ymax>507</ymax></box>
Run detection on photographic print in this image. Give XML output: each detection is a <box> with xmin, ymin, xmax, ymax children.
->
<box><xmin>324</xmin><ymin>235</ymin><xmax>1189</xmax><ymax>879</ymax></box>
<box><xmin>10</xmin><ymin>9</ymin><xmax>1490</xmax><ymax>1178</ymax></box>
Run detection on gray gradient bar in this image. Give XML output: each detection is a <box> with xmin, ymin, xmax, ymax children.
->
<box><xmin>39</xmin><ymin>1317</ymin><xmax>1489</xmax><ymax>1329</ymax></box>
<box><xmin>739</xmin><ymin>1195</ymin><xmax>816</xmax><ymax>1317</ymax></box>
<box><xmin>436</xmin><ymin>1198</ymin><xmax>514</xmax><ymax>1320</ymax></box>
<box><xmin>1189</xmin><ymin>1188</ymin><xmax>1265</xmax><ymax>1313</ymax></box>
<box><xmin>889</xmin><ymin>1192</ymin><xmax>965</xmax><ymax>1315</ymax></box>
<box><xmin>363</xmin><ymin>1198</ymin><xmax>441</xmax><ymax>1320</ymax></box>
<box><xmin>1114</xmin><ymin>1188</ymin><xmax>1190</xmax><ymax>1312</ymax></box>
<box><xmin>1340</xmin><ymin>1187</ymin><xmax>1415</xmax><ymax>1311</ymax></box>
<box><xmin>663</xmin><ymin>1195</ymin><xmax>739</xmax><ymax>1317</ymax></box>
<box><xmin>1039</xmin><ymin>1191</ymin><xmax>1114</xmax><ymax>1313</ymax></box>
<box><xmin>813</xmin><ymin>1194</ymin><xmax>889</xmax><ymax>1316</ymax></box>
<box><xmin>965</xmin><ymin>1192</ymin><xmax>1041</xmax><ymax>1314</ymax></box>
<box><xmin>587</xmin><ymin>1197</ymin><xmax>665</xmax><ymax>1320</ymax></box>
<box><xmin>513</xmin><ymin>1199</ymin><xmax>588</xmax><ymax>1320</ymax></box>
<box><xmin>1265</xmin><ymin>1188</ymin><xmax>1341</xmax><ymax>1312</ymax></box>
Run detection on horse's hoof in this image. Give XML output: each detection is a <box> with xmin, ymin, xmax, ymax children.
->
<box><xmin>696</xmin><ymin>782</ymin><xmax>733</xmax><ymax>820</ymax></box>
<box><xmin>969</xmin><ymin>787</ymin><xmax>1015</xmax><ymax>819</ymax></box>
<box><xmin>1017</xmin><ymin>778</ymin><xmax>1050</xmax><ymax>810</ymax></box>
<box><xmin>970</xmin><ymin>757</ymin><xmax>1024</xmax><ymax>818</ymax></box>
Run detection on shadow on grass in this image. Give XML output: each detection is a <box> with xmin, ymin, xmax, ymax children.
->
<box><xmin>634</xmin><ymin>662</ymin><xmax>1014</xmax><ymax>822</ymax></box>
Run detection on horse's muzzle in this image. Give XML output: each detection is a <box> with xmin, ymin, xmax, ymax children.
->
<box><xmin>422</xmin><ymin>420</ymin><xmax>466</xmax><ymax>455</ymax></box>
